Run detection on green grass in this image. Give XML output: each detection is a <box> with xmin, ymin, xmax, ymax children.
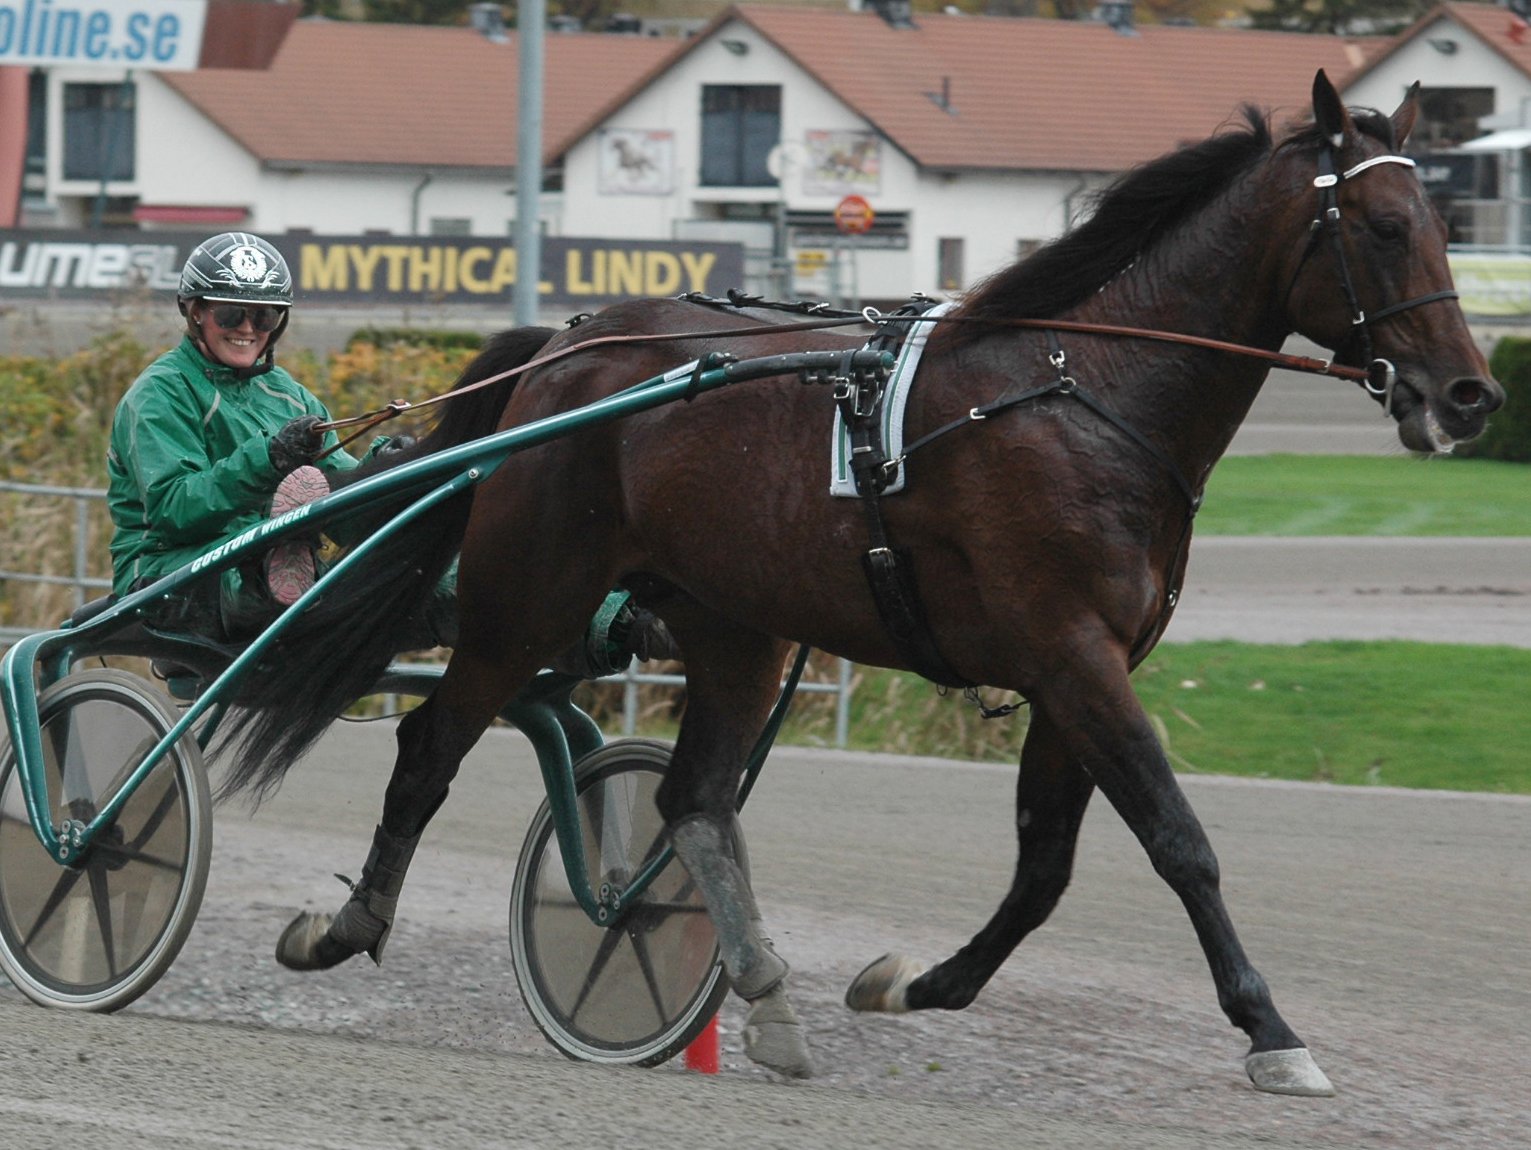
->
<box><xmin>593</xmin><ymin>641</ymin><xmax>1531</xmax><ymax>794</ymax></box>
<box><xmin>1132</xmin><ymin>641</ymin><xmax>1531</xmax><ymax>793</ymax></box>
<box><xmin>1197</xmin><ymin>455</ymin><xmax>1531</xmax><ymax>535</ymax></box>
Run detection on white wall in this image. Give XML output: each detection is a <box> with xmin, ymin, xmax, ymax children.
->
<box><xmin>1344</xmin><ymin>15</ymin><xmax>1531</xmax><ymax>123</ymax></box>
<box><xmin>561</xmin><ymin>16</ymin><xmax>1092</xmax><ymax>301</ymax></box>
<box><xmin>39</xmin><ymin>68</ymin><xmax>530</xmax><ymax>237</ymax></box>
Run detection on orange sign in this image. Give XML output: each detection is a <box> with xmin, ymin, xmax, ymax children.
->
<box><xmin>834</xmin><ymin>195</ymin><xmax>875</xmax><ymax>235</ymax></box>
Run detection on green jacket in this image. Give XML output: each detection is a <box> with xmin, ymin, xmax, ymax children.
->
<box><xmin>108</xmin><ymin>338</ymin><xmax>361</xmax><ymax>595</ymax></box>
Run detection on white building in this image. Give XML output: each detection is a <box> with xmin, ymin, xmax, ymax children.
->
<box><xmin>1340</xmin><ymin>2</ymin><xmax>1531</xmax><ymax>315</ymax></box>
<box><xmin>12</xmin><ymin>4</ymin><xmax>1421</xmax><ymax>307</ymax></box>
<box><xmin>558</xmin><ymin>3</ymin><xmax>1372</xmax><ymax>304</ymax></box>
<box><xmin>20</xmin><ymin>19</ymin><xmax>674</xmax><ymax>235</ymax></box>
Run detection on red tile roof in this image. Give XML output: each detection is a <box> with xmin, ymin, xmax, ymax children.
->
<box><xmin>718</xmin><ymin>6</ymin><xmax>1383</xmax><ymax>171</ymax></box>
<box><xmin>162</xmin><ymin>20</ymin><xmax>676</xmax><ymax>169</ymax></box>
<box><xmin>1345</xmin><ymin>2</ymin><xmax>1531</xmax><ymax>88</ymax></box>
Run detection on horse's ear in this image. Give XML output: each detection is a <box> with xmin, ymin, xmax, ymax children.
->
<box><xmin>1311</xmin><ymin>69</ymin><xmax>1353</xmax><ymax>148</ymax></box>
<box><xmin>1391</xmin><ymin>81</ymin><xmax>1421</xmax><ymax>147</ymax></box>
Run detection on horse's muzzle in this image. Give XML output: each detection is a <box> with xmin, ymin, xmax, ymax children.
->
<box><xmin>1392</xmin><ymin>374</ymin><xmax>1503</xmax><ymax>452</ymax></box>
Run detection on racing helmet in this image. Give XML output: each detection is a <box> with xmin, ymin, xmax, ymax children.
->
<box><xmin>177</xmin><ymin>232</ymin><xmax>293</xmax><ymax>377</ymax></box>
<box><xmin>178</xmin><ymin>232</ymin><xmax>294</xmax><ymax>306</ymax></box>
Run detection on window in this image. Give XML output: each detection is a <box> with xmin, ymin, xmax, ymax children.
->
<box><xmin>24</xmin><ymin>71</ymin><xmax>45</xmax><ymax>183</ymax></box>
<box><xmin>700</xmin><ymin>85</ymin><xmax>780</xmax><ymax>187</ymax></box>
<box><xmin>938</xmin><ymin>237</ymin><xmax>964</xmax><ymax>292</ymax></box>
<box><xmin>429</xmin><ymin>217</ymin><xmax>472</xmax><ymax>236</ymax></box>
<box><xmin>1417</xmin><ymin>87</ymin><xmax>1494</xmax><ymax>150</ymax></box>
<box><xmin>63</xmin><ymin>82</ymin><xmax>135</xmax><ymax>181</ymax></box>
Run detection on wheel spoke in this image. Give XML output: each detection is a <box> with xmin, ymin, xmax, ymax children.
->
<box><xmin>92</xmin><ymin>843</ymin><xmax>184</xmax><ymax>873</ymax></box>
<box><xmin>85</xmin><ymin>860</ymin><xmax>119</xmax><ymax>978</ymax></box>
<box><xmin>626</xmin><ymin>926</ymin><xmax>671</xmax><ymax>1026</ymax></box>
<box><xmin>633</xmin><ymin>900</ymin><xmax>708</xmax><ymax>916</ymax></box>
<box><xmin>567</xmin><ymin>922</ymin><xmax>626</xmax><ymax>1023</ymax></box>
<box><xmin>19</xmin><ymin>865</ymin><xmax>86</xmax><ymax>949</ymax></box>
<box><xmin>126</xmin><ymin>779</ymin><xmax>182</xmax><ymax>852</ymax></box>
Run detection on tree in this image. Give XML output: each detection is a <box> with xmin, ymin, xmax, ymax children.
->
<box><xmin>360</xmin><ymin>0</ymin><xmax>473</xmax><ymax>24</ymax></box>
<box><xmin>1247</xmin><ymin>0</ymin><xmax>1432</xmax><ymax>35</ymax></box>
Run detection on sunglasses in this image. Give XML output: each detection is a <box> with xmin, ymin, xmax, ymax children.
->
<box><xmin>207</xmin><ymin>304</ymin><xmax>286</xmax><ymax>333</ymax></box>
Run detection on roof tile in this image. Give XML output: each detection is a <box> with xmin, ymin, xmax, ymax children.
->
<box><xmin>733</xmin><ymin>5</ymin><xmax>1383</xmax><ymax>171</ymax></box>
<box><xmin>162</xmin><ymin>21</ymin><xmax>675</xmax><ymax>168</ymax></box>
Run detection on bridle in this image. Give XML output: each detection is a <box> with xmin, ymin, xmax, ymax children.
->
<box><xmin>1283</xmin><ymin>146</ymin><xmax>1459</xmax><ymax>415</ymax></box>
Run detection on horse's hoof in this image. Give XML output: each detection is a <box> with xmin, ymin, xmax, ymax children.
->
<box><xmin>742</xmin><ymin>986</ymin><xmax>813</xmax><ymax>1079</ymax></box>
<box><xmin>845</xmin><ymin>953</ymin><xmax>926</xmax><ymax>1013</ymax></box>
<box><xmin>1245</xmin><ymin>1048</ymin><xmax>1336</xmax><ymax>1097</ymax></box>
<box><xmin>275</xmin><ymin>911</ymin><xmax>349</xmax><ymax>971</ymax></box>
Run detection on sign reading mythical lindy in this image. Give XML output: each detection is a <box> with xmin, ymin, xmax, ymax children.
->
<box><xmin>0</xmin><ymin>230</ymin><xmax>745</xmax><ymax>307</ymax></box>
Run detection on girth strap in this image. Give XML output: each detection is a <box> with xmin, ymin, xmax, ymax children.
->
<box><xmin>840</xmin><ymin>300</ymin><xmax>975</xmax><ymax>689</ymax></box>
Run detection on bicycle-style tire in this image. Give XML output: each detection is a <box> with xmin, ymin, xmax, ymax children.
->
<box><xmin>0</xmin><ymin>670</ymin><xmax>212</xmax><ymax>1010</ymax></box>
<box><xmin>509</xmin><ymin>738</ymin><xmax>743</xmax><ymax>1066</ymax></box>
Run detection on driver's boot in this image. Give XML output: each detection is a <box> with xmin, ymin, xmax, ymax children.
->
<box><xmin>275</xmin><ymin>823</ymin><xmax>420</xmax><ymax>970</ymax></box>
<box><xmin>549</xmin><ymin>591</ymin><xmax>681</xmax><ymax>678</ymax></box>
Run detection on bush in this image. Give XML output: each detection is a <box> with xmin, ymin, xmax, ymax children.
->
<box><xmin>1456</xmin><ymin>336</ymin><xmax>1531</xmax><ymax>463</ymax></box>
<box><xmin>346</xmin><ymin>327</ymin><xmax>483</xmax><ymax>351</ymax></box>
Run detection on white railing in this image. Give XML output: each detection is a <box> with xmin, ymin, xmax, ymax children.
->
<box><xmin>0</xmin><ymin>479</ymin><xmax>856</xmax><ymax>745</ymax></box>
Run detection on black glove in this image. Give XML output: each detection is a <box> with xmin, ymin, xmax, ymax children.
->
<box><xmin>375</xmin><ymin>434</ymin><xmax>417</xmax><ymax>460</ymax></box>
<box><xmin>269</xmin><ymin>415</ymin><xmax>326</xmax><ymax>475</ymax></box>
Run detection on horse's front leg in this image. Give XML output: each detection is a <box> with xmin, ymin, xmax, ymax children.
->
<box><xmin>654</xmin><ymin>622</ymin><xmax>810</xmax><ymax>1078</ymax></box>
<box><xmin>1040</xmin><ymin>639</ymin><xmax>1334</xmax><ymax>1096</ymax></box>
<box><xmin>847</xmin><ymin>703</ymin><xmax>1095</xmax><ymax>1012</ymax></box>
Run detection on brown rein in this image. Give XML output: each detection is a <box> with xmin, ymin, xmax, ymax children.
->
<box><xmin>313</xmin><ymin>311</ymin><xmax>1370</xmax><ymax>455</ymax></box>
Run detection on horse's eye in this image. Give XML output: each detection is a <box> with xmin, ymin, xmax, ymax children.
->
<box><xmin>1369</xmin><ymin>218</ymin><xmax>1406</xmax><ymax>243</ymax></box>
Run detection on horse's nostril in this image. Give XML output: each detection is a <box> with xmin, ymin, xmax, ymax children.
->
<box><xmin>1448</xmin><ymin>378</ymin><xmax>1487</xmax><ymax>410</ymax></box>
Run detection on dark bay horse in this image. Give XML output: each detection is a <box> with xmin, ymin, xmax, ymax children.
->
<box><xmin>240</xmin><ymin>73</ymin><xmax>1500</xmax><ymax>1095</ymax></box>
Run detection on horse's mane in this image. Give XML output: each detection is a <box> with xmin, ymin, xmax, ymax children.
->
<box><xmin>950</xmin><ymin>104</ymin><xmax>1398</xmax><ymax>332</ymax></box>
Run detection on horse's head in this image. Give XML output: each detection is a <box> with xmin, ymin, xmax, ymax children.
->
<box><xmin>1281</xmin><ymin>71</ymin><xmax>1502</xmax><ymax>453</ymax></box>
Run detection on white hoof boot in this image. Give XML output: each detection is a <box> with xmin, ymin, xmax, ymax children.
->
<box><xmin>1246</xmin><ymin>1048</ymin><xmax>1336</xmax><ymax>1097</ymax></box>
<box><xmin>742</xmin><ymin>986</ymin><xmax>813</xmax><ymax>1079</ymax></box>
<box><xmin>844</xmin><ymin>953</ymin><xmax>927</xmax><ymax>1013</ymax></box>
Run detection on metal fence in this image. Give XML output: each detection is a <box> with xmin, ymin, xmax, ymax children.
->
<box><xmin>0</xmin><ymin>479</ymin><xmax>112</xmax><ymax>644</ymax></box>
<box><xmin>0</xmin><ymin>478</ymin><xmax>856</xmax><ymax>745</ymax></box>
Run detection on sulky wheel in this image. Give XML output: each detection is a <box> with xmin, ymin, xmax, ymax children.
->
<box><xmin>0</xmin><ymin>670</ymin><xmax>212</xmax><ymax>1011</ymax></box>
<box><xmin>509</xmin><ymin>738</ymin><xmax>743</xmax><ymax>1066</ymax></box>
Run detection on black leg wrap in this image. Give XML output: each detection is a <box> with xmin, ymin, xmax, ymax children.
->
<box><xmin>274</xmin><ymin>824</ymin><xmax>421</xmax><ymax>971</ymax></box>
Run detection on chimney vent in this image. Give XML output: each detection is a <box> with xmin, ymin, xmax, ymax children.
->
<box><xmin>1096</xmin><ymin>1</ymin><xmax>1137</xmax><ymax>34</ymax></box>
<box><xmin>869</xmin><ymin>0</ymin><xmax>916</xmax><ymax>29</ymax></box>
<box><xmin>469</xmin><ymin>2</ymin><xmax>507</xmax><ymax>42</ymax></box>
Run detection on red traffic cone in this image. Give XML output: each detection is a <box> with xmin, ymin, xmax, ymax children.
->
<box><xmin>684</xmin><ymin>1014</ymin><xmax>720</xmax><ymax>1074</ymax></box>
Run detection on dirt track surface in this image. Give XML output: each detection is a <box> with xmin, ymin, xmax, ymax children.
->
<box><xmin>3</xmin><ymin>723</ymin><xmax>1527</xmax><ymax>1150</ymax></box>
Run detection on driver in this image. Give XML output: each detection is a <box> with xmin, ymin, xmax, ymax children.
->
<box><xmin>106</xmin><ymin>231</ymin><xmax>672</xmax><ymax>672</ymax></box>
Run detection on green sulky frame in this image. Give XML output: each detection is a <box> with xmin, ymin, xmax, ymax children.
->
<box><xmin>1</xmin><ymin>347</ymin><xmax>890</xmax><ymax>926</ymax></box>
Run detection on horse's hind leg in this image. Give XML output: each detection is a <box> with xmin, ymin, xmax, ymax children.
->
<box><xmin>273</xmin><ymin>651</ymin><xmax>527</xmax><ymax>970</ymax></box>
<box><xmin>847</xmin><ymin>704</ymin><xmax>1095</xmax><ymax>1012</ymax></box>
<box><xmin>653</xmin><ymin>622</ymin><xmax>811</xmax><ymax>1078</ymax></box>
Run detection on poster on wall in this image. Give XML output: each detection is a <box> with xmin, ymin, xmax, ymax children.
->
<box><xmin>802</xmin><ymin>130</ymin><xmax>881</xmax><ymax>196</ymax></box>
<box><xmin>598</xmin><ymin>129</ymin><xmax>675</xmax><ymax>196</ymax></box>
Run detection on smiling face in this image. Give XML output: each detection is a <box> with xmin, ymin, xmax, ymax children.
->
<box><xmin>190</xmin><ymin>300</ymin><xmax>272</xmax><ymax>370</ymax></box>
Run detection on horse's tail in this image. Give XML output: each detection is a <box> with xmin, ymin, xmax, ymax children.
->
<box><xmin>216</xmin><ymin>325</ymin><xmax>558</xmax><ymax>802</ymax></box>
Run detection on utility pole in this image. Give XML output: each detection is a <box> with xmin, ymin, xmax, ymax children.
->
<box><xmin>513</xmin><ymin>0</ymin><xmax>545</xmax><ymax>326</ymax></box>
